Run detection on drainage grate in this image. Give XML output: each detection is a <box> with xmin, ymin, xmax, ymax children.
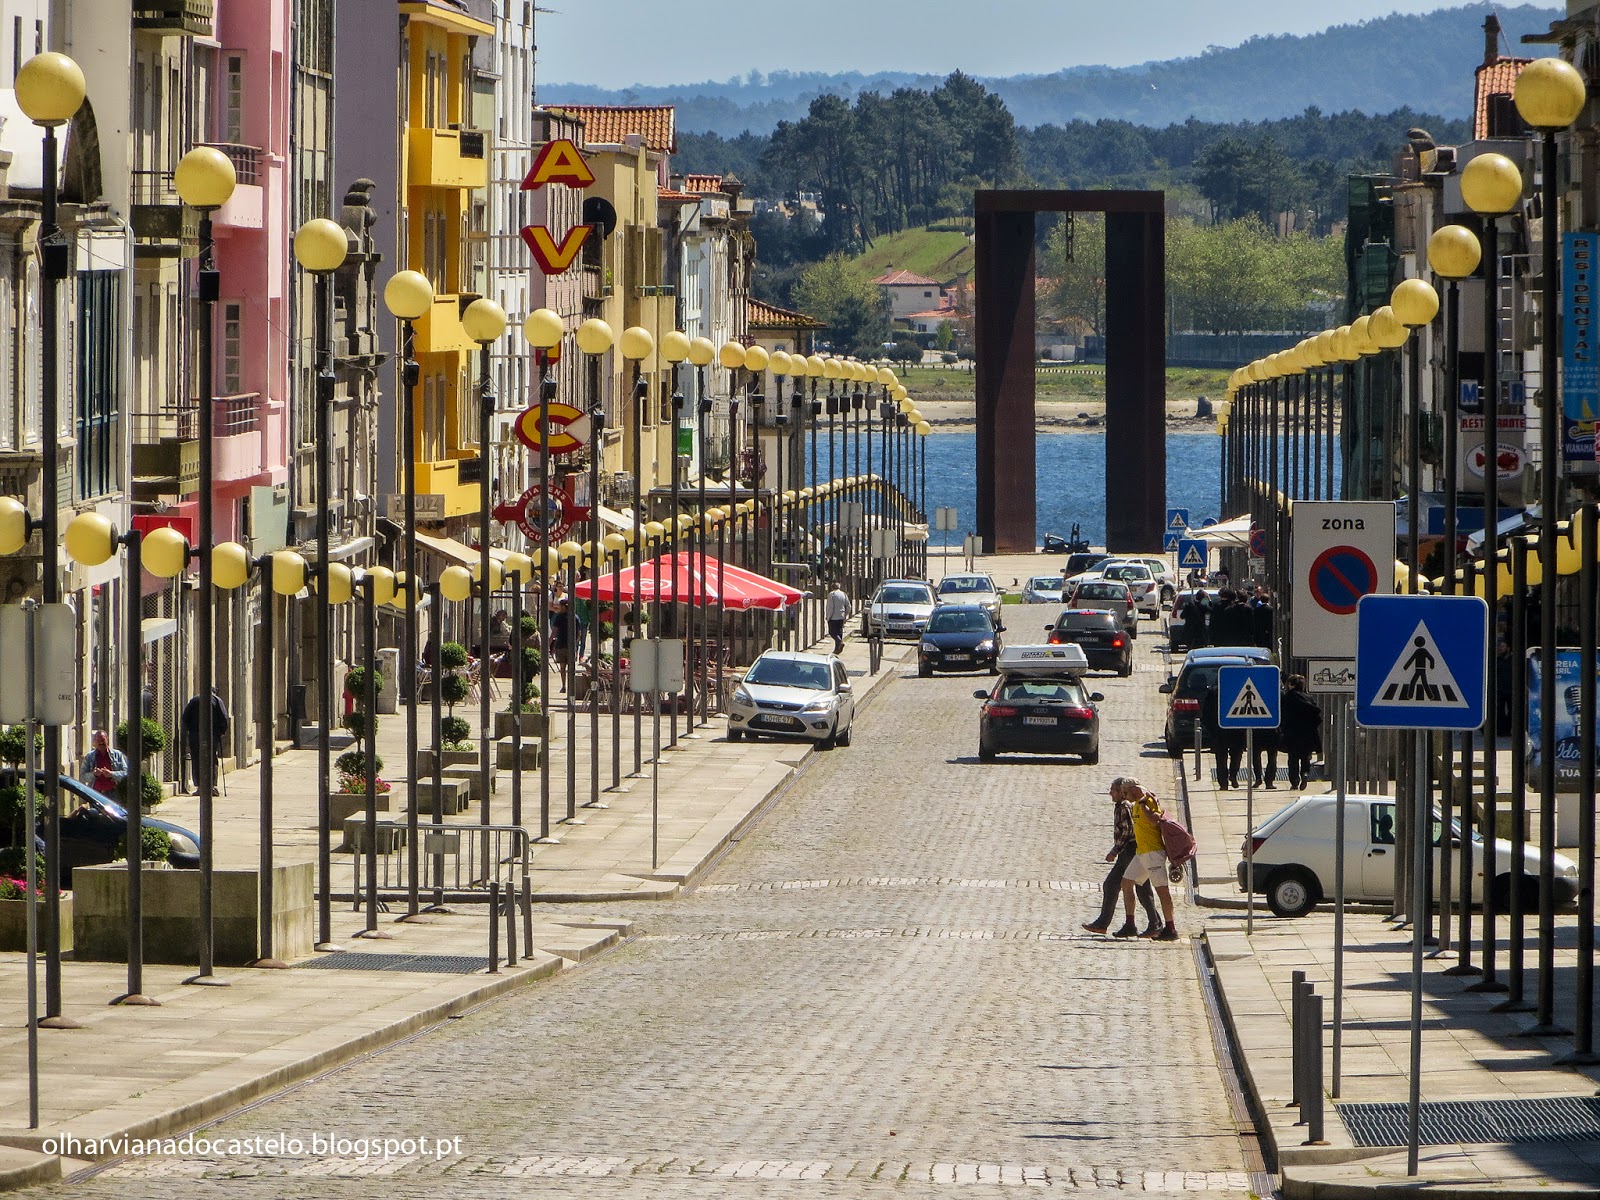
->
<box><xmin>293</xmin><ymin>953</ymin><xmax>492</xmax><ymax>974</ymax></box>
<box><xmin>1338</xmin><ymin>1096</ymin><xmax>1600</xmax><ymax>1147</ymax></box>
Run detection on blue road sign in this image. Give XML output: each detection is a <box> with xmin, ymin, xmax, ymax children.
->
<box><xmin>1177</xmin><ymin>538</ymin><xmax>1208</xmax><ymax>571</ymax></box>
<box><xmin>1163</xmin><ymin>532</ymin><xmax>1181</xmax><ymax>551</ymax></box>
<box><xmin>1199</xmin><ymin>517</ymin><xmax>1218</xmax><ymax>528</ymax></box>
<box><xmin>1166</xmin><ymin>507</ymin><xmax>1190</xmax><ymax>532</ymax></box>
<box><xmin>1355</xmin><ymin>595</ymin><xmax>1488</xmax><ymax>730</ymax></box>
<box><xmin>1308</xmin><ymin>545</ymin><xmax>1378</xmax><ymax>616</ymax></box>
<box><xmin>1217</xmin><ymin>665</ymin><xmax>1281</xmax><ymax>729</ymax></box>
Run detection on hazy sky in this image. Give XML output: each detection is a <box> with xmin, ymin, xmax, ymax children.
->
<box><xmin>538</xmin><ymin>1</ymin><xmax>1473</xmax><ymax>88</ymax></box>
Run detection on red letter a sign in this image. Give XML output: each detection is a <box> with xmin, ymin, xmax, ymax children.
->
<box><xmin>521</xmin><ymin>225</ymin><xmax>591</xmax><ymax>275</ymax></box>
<box><xmin>521</xmin><ymin>139</ymin><xmax>596</xmax><ymax>191</ymax></box>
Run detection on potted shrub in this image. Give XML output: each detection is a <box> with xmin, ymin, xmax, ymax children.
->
<box><xmin>333</xmin><ymin>748</ymin><xmax>389</xmax><ymax>798</ymax></box>
<box><xmin>342</xmin><ymin>666</ymin><xmax>384</xmax><ymax>740</ymax></box>
<box><xmin>113</xmin><ymin>823</ymin><xmax>172</xmax><ymax>867</ymax></box>
<box><xmin>114</xmin><ymin>717</ymin><xmax>168</xmax><ymax>810</ymax></box>
<box><xmin>495</xmin><ymin>679</ymin><xmax>545</xmax><ymax>740</ymax></box>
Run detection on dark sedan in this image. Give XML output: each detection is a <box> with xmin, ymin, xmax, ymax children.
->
<box><xmin>1</xmin><ymin>772</ymin><xmax>201</xmax><ymax>882</ymax></box>
<box><xmin>918</xmin><ymin>605</ymin><xmax>1002</xmax><ymax>676</ymax></box>
<box><xmin>974</xmin><ymin>673</ymin><xmax>1103</xmax><ymax>764</ymax></box>
<box><xmin>1046</xmin><ymin>609</ymin><xmax>1132</xmax><ymax>676</ymax></box>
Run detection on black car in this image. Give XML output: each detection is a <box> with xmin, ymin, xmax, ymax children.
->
<box><xmin>1045</xmin><ymin>609</ymin><xmax>1132</xmax><ymax>676</ymax></box>
<box><xmin>974</xmin><ymin>672</ymin><xmax>1103</xmax><ymax>763</ymax></box>
<box><xmin>918</xmin><ymin>605</ymin><xmax>1002</xmax><ymax>676</ymax></box>
<box><xmin>1157</xmin><ymin>649</ymin><xmax>1272</xmax><ymax>756</ymax></box>
<box><xmin>1064</xmin><ymin>552</ymin><xmax>1112</xmax><ymax>579</ymax></box>
<box><xmin>0</xmin><ymin>772</ymin><xmax>201</xmax><ymax>882</ymax></box>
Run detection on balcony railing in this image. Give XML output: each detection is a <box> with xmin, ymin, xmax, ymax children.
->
<box><xmin>133</xmin><ymin>0</ymin><xmax>213</xmax><ymax>37</ymax></box>
<box><xmin>202</xmin><ymin>143</ymin><xmax>261</xmax><ymax>187</ymax></box>
<box><xmin>132</xmin><ymin>168</ymin><xmax>177</xmax><ymax>206</ymax></box>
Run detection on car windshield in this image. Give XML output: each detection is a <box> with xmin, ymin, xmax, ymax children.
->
<box><xmin>744</xmin><ymin>658</ymin><xmax>833</xmax><ymax>690</ymax></box>
<box><xmin>938</xmin><ymin>577</ymin><xmax>992</xmax><ymax>594</ymax></box>
<box><xmin>928</xmin><ymin>611</ymin><xmax>992</xmax><ymax>633</ymax></box>
<box><xmin>1028</xmin><ymin>578</ymin><xmax>1059</xmax><ymax>590</ymax></box>
<box><xmin>878</xmin><ymin>586</ymin><xmax>931</xmax><ymax>604</ymax></box>
<box><xmin>1076</xmin><ymin>584</ymin><xmax>1126</xmax><ymax>601</ymax></box>
<box><xmin>1104</xmin><ymin>565</ymin><xmax>1150</xmax><ymax>581</ymax></box>
<box><xmin>997</xmin><ymin>678</ymin><xmax>1085</xmax><ymax>702</ymax></box>
<box><xmin>1059</xmin><ymin>613</ymin><xmax>1117</xmax><ymax>630</ymax></box>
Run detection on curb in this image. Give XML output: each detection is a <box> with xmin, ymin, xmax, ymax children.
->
<box><xmin>1281</xmin><ymin>1169</ymin><xmax>1600</xmax><ymax>1199</ymax></box>
<box><xmin>0</xmin><ymin>1150</ymin><xmax>59</xmax><ymax>1193</ymax></box>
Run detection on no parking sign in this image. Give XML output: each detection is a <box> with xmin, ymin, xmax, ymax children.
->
<box><xmin>1291</xmin><ymin>502</ymin><xmax>1395</xmax><ymax>659</ymax></box>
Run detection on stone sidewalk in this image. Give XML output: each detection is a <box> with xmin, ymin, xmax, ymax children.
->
<box><xmin>0</xmin><ymin>624</ymin><xmax>911</xmax><ymax>1191</ymax></box>
<box><xmin>1174</xmin><ymin>699</ymin><xmax>1600</xmax><ymax>1197</ymax></box>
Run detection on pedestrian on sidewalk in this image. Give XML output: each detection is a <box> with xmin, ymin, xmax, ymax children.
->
<box><xmin>1279</xmin><ymin>674</ymin><xmax>1322</xmax><ymax>789</ymax></box>
<box><xmin>825</xmin><ymin>582</ymin><xmax>850</xmax><ymax>655</ymax></box>
<box><xmin>1083</xmin><ymin>777</ymin><xmax>1162</xmax><ymax>938</ymax></box>
<box><xmin>548</xmin><ymin>583</ymin><xmax>572</xmax><ymax>691</ymax></box>
<box><xmin>180</xmin><ymin>688</ymin><xmax>230</xmax><ymax>795</ymax></box>
<box><xmin>1121</xmin><ymin>783</ymin><xmax>1180</xmax><ymax>941</ymax></box>
<box><xmin>1250</xmin><ymin>723</ymin><xmax>1279</xmax><ymax>789</ymax></box>
<box><xmin>81</xmin><ymin>729</ymin><xmax>129</xmax><ymax>798</ymax></box>
<box><xmin>1200</xmin><ymin>684</ymin><xmax>1243</xmax><ymax>790</ymax></box>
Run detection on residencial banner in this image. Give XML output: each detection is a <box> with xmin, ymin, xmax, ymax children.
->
<box><xmin>1526</xmin><ymin>648</ymin><xmax>1599</xmax><ymax>792</ymax></box>
<box><xmin>1563</xmin><ymin>231</ymin><xmax>1599</xmax><ymax>461</ymax></box>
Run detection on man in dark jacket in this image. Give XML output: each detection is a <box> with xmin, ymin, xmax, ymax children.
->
<box><xmin>1279</xmin><ymin>674</ymin><xmax>1323</xmax><ymax>789</ymax></box>
<box><xmin>181</xmin><ymin>689</ymin><xmax>230</xmax><ymax>795</ymax></box>
<box><xmin>1251</xmin><ymin>586</ymin><xmax>1275</xmax><ymax>650</ymax></box>
<box><xmin>1210</xmin><ymin>589</ymin><xmax>1256</xmax><ymax>647</ymax></box>
<box><xmin>1201</xmin><ymin>685</ymin><xmax>1245</xmax><ymax>790</ymax></box>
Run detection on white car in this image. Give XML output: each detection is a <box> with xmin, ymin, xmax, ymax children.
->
<box><xmin>727</xmin><ymin>651</ymin><xmax>856</xmax><ymax>748</ymax></box>
<box><xmin>1021</xmin><ymin>575</ymin><xmax>1065</xmax><ymax>605</ymax></box>
<box><xmin>936</xmin><ymin>572</ymin><xmax>1004</xmax><ymax>622</ymax></box>
<box><xmin>1129</xmin><ymin>556</ymin><xmax>1177</xmax><ymax>604</ymax></box>
<box><xmin>865</xmin><ymin>579</ymin><xmax>937</xmax><ymax>638</ymax></box>
<box><xmin>1239</xmin><ymin>792</ymin><xmax>1581</xmax><ymax>918</ymax></box>
<box><xmin>1099</xmin><ymin>561</ymin><xmax>1160</xmax><ymax>618</ymax></box>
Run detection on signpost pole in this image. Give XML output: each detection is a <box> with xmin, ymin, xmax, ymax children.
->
<box><xmin>1246</xmin><ymin>727</ymin><xmax>1255</xmax><ymax>937</ymax></box>
<box><xmin>1407</xmin><ymin>729</ymin><xmax>1428</xmax><ymax>1176</ymax></box>
<box><xmin>23</xmin><ymin>603</ymin><xmax>38</xmax><ymax>1129</ymax></box>
<box><xmin>1332</xmin><ymin>698</ymin><xmax>1349</xmax><ymax>1096</ymax></box>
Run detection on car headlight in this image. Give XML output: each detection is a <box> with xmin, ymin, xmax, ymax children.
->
<box><xmin>975</xmin><ymin>640</ymin><xmax>994</xmax><ymax>651</ymax></box>
<box><xmin>1563</xmin><ymin>861</ymin><xmax>1579</xmax><ymax>878</ymax></box>
<box><xmin>166</xmin><ymin>833</ymin><xmax>199</xmax><ymax>857</ymax></box>
<box><xmin>801</xmin><ymin>697</ymin><xmax>834</xmax><ymax>713</ymax></box>
<box><xmin>920</xmin><ymin>640</ymin><xmax>938</xmax><ymax>652</ymax></box>
<box><xmin>733</xmin><ymin>686</ymin><xmax>753</xmax><ymax>706</ymax></box>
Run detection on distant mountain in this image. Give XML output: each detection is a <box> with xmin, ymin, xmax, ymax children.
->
<box><xmin>541</xmin><ymin>5</ymin><xmax>1560</xmax><ymax>136</ymax></box>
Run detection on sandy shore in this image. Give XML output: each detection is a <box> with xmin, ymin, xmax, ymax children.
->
<box><xmin>915</xmin><ymin>398</ymin><xmax>1219</xmax><ymax>433</ymax></box>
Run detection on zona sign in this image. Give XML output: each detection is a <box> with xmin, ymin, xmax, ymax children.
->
<box><xmin>1308</xmin><ymin>545</ymin><xmax>1378</xmax><ymax>616</ymax></box>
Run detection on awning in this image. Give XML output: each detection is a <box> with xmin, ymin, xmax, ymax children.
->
<box><xmin>598</xmin><ymin>505</ymin><xmax>636</xmax><ymax>532</ymax></box>
<box><xmin>1188</xmin><ymin>514</ymin><xmax>1253</xmax><ymax>548</ymax></box>
<box><xmin>412</xmin><ymin>531</ymin><xmax>478</xmax><ymax>567</ymax></box>
<box><xmin>572</xmin><ymin>551</ymin><xmax>803</xmax><ymax>610</ymax></box>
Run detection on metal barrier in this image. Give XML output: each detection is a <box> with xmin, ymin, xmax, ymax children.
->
<box><xmin>1291</xmin><ymin>970</ymin><xmax>1328</xmax><ymax>1146</ymax></box>
<box><xmin>868</xmin><ymin>634</ymin><xmax>883</xmax><ymax>674</ymax></box>
<box><xmin>486</xmin><ymin>878</ymin><xmax>535</xmax><ymax>974</ymax></box>
<box><xmin>351</xmin><ymin>821</ymin><xmax>531</xmax><ymax>907</ymax></box>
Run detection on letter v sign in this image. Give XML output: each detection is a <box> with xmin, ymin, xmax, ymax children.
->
<box><xmin>521</xmin><ymin>225</ymin><xmax>590</xmax><ymax>274</ymax></box>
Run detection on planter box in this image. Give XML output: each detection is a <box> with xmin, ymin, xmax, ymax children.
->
<box><xmin>73</xmin><ymin>860</ymin><xmax>314</xmax><ymax>965</ymax></box>
<box><xmin>329</xmin><ymin>789</ymin><xmax>391</xmax><ymax>831</ymax></box>
<box><xmin>494</xmin><ymin>711</ymin><xmax>547</xmax><ymax>740</ymax></box>
<box><xmin>407</xmin><ymin>777</ymin><xmax>471</xmax><ymax>815</ymax></box>
<box><xmin>0</xmin><ymin>894</ymin><xmax>72</xmax><ymax>952</ymax></box>
<box><xmin>496</xmin><ymin>738</ymin><xmax>543</xmax><ymax>770</ymax></box>
<box><xmin>441</xmin><ymin>764</ymin><xmax>496</xmax><ymax>804</ymax></box>
<box><xmin>416</xmin><ymin>747</ymin><xmax>479</xmax><ymax>775</ymax></box>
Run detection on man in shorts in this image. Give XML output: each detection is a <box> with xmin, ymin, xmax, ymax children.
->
<box><xmin>1119</xmin><ymin>781</ymin><xmax>1179</xmax><ymax>941</ymax></box>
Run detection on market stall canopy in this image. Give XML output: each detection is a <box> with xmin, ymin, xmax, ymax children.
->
<box><xmin>1187</xmin><ymin>514</ymin><xmax>1252</xmax><ymax>548</ymax></box>
<box><xmin>571</xmin><ymin>551</ymin><xmax>802</xmax><ymax>610</ymax></box>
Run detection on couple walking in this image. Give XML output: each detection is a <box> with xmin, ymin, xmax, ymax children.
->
<box><xmin>1082</xmin><ymin>776</ymin><xmax>1183</xmax><ymax>942</ymax></box>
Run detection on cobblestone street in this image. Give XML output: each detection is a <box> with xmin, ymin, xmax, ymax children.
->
<box><xmin>42</xmin><ymin>605</ymin><xmax>1254</xmax><ymax>1198</ymax></box>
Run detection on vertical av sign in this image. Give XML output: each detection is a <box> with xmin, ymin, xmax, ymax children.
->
<box><xmin>1563</xmin><ymin>231</ymin><xmax>1598</xmax><ymax>462</ymax></box>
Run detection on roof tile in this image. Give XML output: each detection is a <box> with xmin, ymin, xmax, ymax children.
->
<box><xmin>1474</xmin><ymin>58</ymin><xmax>1532</xmax><ymax>141</ymax></box>
<box><xmin>544</xmin><ymin>105</ymin><xmax>676</xmax><ymax>153</ymax></box>
<box><xmin>749</xmin><ymin>297</ymin><xmax>825</xmax><ymax>330</ymax></box>
<box><xmin>874</xmin><ymin>269</ymin><xmax>940</xmax><ymax>287</ymax></box>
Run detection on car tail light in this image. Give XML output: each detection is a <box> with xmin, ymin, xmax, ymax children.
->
<box><xmin>1111</xmin><ymin>637</ymin><xmax>1125</xmax><ymax>648</ymax></box>
<box><xmin>1249</xmin><ymin>836</ymin><xmax>1267</xmax><ymax>854</ymax></box>
<box><xmin>1173</xmin><ymin>698</ymin><xmax>1199</xmax><ymax>714</ymax></box>
<box><xmin>986</xmin><ymin>705</ymin><xmax>1018</xmax><ymax>717</ymax></box>
<box><xmin>1062</xmin><ymin>706</ymin><xmax>1093</xmax><ymax>719</ymax></box>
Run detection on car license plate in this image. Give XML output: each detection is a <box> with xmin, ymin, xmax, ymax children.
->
<box><xmin>767</xmin><ymin>715</ymin><xmax>802</xmax><ymax>728</ymax></box>
<box><xmin>946</xmin><ymin>653</ymin><xmax>970</xmax><ymax>661</ymax></box>
<box><xmin>1024</xmin><ymin>716</ymin><xmax>1057</xmax><ymax>726</ymax></box>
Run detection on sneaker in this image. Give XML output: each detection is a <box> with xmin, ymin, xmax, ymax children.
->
<box><xmin>1155</xmin><ymin>925</ymin><xmax>1180</xmax><ymax>942</ymax></box>
<box><xmin>1110</xmin><ymin>922</ymin><xmax>1139</xmax><ymax>939</ymax></box>
<box><xmin>1082</xmin><ymin>922</ymin><xmax>1109</xmax><ymax>936</ymax></box>
<box><xmin>1138</xmin><ymin>925</ymin><xmax>1164</xmax><ymax>939</ymax></box>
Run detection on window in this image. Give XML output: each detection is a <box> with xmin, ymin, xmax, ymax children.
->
<box><xmin>223</xmin><ymin>55</ymin><xmax>244</xmax><ymax>144</ymax></box>
<box><xmin>76</xmin><ymin>271</ymin><xmax>121</xmax><ymax>499</ymax></box>
<box><xmin>221</xmin><ymin>302</ymin><xmax>243</xmax><ymax>394</ymax></box>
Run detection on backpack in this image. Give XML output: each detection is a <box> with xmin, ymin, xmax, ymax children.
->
<box><xmin>1156</xmin><ymin>812</ymin><xmax>1198</xmax><ymax>868</ymax></box>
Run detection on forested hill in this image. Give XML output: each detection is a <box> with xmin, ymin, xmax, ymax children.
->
<box><xmin>543</xmin><ymin>4</ymin><xmax>1557</xmax><ymax>137</ymax></box>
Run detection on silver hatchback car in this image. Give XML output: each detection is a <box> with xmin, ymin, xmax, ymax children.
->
<box><xmin>727</xmin><ymin>651</ymin><xmax>857</xmax><ymax>748</ymax></box>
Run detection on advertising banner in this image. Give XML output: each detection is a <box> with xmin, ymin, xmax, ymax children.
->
<box><xmin>1563</xmin><ymin>231</ymin><xmax>1599</xmax><ymax>462</ymax></box>
<box><xmin>1526</xmin><ymin>648</ymin><xmax>1599</xmax><ymax>792</ymax></box>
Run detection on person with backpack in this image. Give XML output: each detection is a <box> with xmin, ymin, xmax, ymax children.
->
<box><xmin>1120</xmin><ymin>781</ymin><xmax>1185</xmax><ymax>941</ymax></box>
<box><xmin>1279</xmin><ymin>674</ymin><xmax>1323</xmax><ymax>789</ymax></box>
<box><xmin>1082</xmin><ymin>777</ymin><xmax>1162</xmax><ymax>939</ymax></box>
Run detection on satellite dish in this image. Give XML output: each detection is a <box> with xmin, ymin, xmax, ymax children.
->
<box><xmin>582</xmin><ymin>196</ymin><xmax>618</xmax><ymax>239</ymax></box>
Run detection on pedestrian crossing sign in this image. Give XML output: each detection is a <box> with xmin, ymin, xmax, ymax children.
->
<box><xmin>1217</xmin><ymin>665</ymin><xmax>1280</xmax><ymax>729</ymax></box>
<box><xmin>1178</xmin><ymin>538</ymin><xmax>1207</xmax><ymax>571</ymax></box>
<box><xmin>1355</xmin><ymin>595</ymin><xmax>1487</xmax><ymax>730</ymax></box>
<box><xmin>1163</xmin><ymin>532</ymin><xmax>1180</xmax><ymax>551</ymax></box>
<box><xmin>1167</xmin><ymin>507</ymin><xmax>1190</xmax><ymax>531</ymax></box>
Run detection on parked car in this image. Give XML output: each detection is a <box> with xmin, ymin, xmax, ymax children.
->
<box><xmin>1100</xmin><ymin>560</ymin><xmax>1160</xmax><ymax>618</ymax></box>
<box><xmin>974</xmin><ymin>644</ymin><xmax>1101</xmax><ymax>763</ymax></box>
<box><xmin>726</xmin><ymin>651</ymin><xmax>856</xmax><ymax>748</ymax></box>
<box><xmin>1063</xmin><ymin>552</ymin><xmax>1111</xmax><ymax>579</ymax></box>
<box><xmin>918</xmin><ymin>605</ymin><xmax>1003</xmax><ymax>676</ymax></box>
<box><xmin>0</xmin><ymin>772</ymin><xmax>201</xmax><ymax>884</ymax></box>
<box><xmin>1130</xmin><ymin>556</ymin><xmax>1178</xmax><ymax>604</ymax></box>
<box><xmin>1239</xmin><ymin>792</ymin><xmax>1582</xmax><ymax>918</ymax></box>
<box><xmin>1157</xmin><ymin>648</ymin><xmax>1272</xmax><ymax>756</ymax></box>
<box><xmin>936</xmin><ymin>572</ymin><xmax>1005</xmax><ymax>622</ymax></box>
<box><xmin>1046</xmin><ymin>609</ymin><xmax>1132</xmax><ymax>676</ymax></box>
<box><xmin>1021</xmin><ymin>575</ymin><xmax>1066</xmax><ymax>605</ymax></box>
<box><xmin>1061</xmin><ymin>579</ymin><xmax>1138</xmax><ymax>638</ymax></box>
<box><xmin>865</xmin><ymin>579</ymin><xmax>937</xmax><ymax>639</ymax></box>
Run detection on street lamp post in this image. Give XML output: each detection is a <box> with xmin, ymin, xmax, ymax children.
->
<box><xmin>1514</xmin><ymin>57</ymin><xmax>1588</xmax><ymax>1041</ymax></box>
<box><xmin>576</xmin><ymin>319</ymin><xmax>615</xmax><ymax>813</ymax></box>
<box><xmin>660</xmin><ymin>330</ymin><xmax>690</xmax><ymax>739</ymax></box>
<box><xmin>380</xmin><ymin>268</ymin><xmax>433</xmax><ymax>914</ymax></box>
<box><xmin>521</xmin><ymin>307</ymin><xmax>564</xmax><ymax>841</ymax></box>
<box><xmin>620</xmin><ymin>326</ymin><xmax>655</xmax><ymax>773</ymax></box>
<box><xmin>174</xmin><ymin>144</ymin><xmax>237</xmax><ymax>985</ymax></box>
<box><xmin>687</xmin><ymin>336</ymin><xmax>715</xmax><ymax>728</ymax></box>
<box><xmin>463</xmin><ymin>297</ymin><xmax>507</xmax><ymax>832</ymax></box>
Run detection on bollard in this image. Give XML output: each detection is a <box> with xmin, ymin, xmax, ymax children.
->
<box><xmin>522</xmin><ymin>876</ymin><xmax>534</xmax><ymax>960</ymax></box>
<box><xmin>868</xmin><ymin>635</ymin><xmax>882</xmax><ymax>675</ymax></box>
<box><xmin>504</xmin><ymin>886</ymin><xmax>517</xmax><ymax>968</ymax></box>
<box><xmin>1290</xmin><ymin>970</ymin><xmax>1307</xmax><ymax>1107</ymax></box>
<box><xmin>1304</xmin><ymin>992</ymin><xmax>1328</xmax><ymax>1145</ymax></box>
<box><xmin>487</xmin><ymin>881</ymin><xmax>501</xmax><ymax>974</ymax></box>
<box><xmin>1194</xmin><ymin>715</ymin><xmax>1202</xmax><ymax>782</ymax></box>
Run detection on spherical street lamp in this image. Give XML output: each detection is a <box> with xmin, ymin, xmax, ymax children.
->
<box><xmin>14</xmin><ymin>52</ymin><xmax>85</xmax><ymax>126</ymax></box>
<box><xmin>293</xmin><ymin>219</ymin><xmax>349</xmax><ymax>274</ymax></box>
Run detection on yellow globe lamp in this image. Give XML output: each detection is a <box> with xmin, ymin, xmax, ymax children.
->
<box><xmin>618</xmin><ymin>326</ymin><xmax>654</xmax><ymax>361</ymax></box>
<box><xmin>686</xmin><ymin>336</ymin><xmax>716</xmax><ymax>367</ymax></box>
<box><xmin>174</xmin><ymin>145</ymin><xmax>237</xmax><ymax>210</ymax></box>
<box><xmin>770</xmin><ymin>350</ymin><xmax>793</xmax><ymax>376</ymax></box>
<box><xmin>1514</xmin><ymin>56</ymin><xmax>1588</xmax><ymax>130</ymax></box>
<box><xmin>523</xmin><ymin>307</ymin><xmax>564</xmax><ymax>348</ymax></box>
<box><xmin>878</xmin><ymin>367</ymin><xmax>897</xmax><ymax>386</ymax></box>
<box><xmin>1349</xmin><ymin>315</ymin><xmax>1377</xmax><ymax>355</ymax></box>
<box><xmin>63</xmin><ymin>511</ymin><xmax>114</xmax><ymax>565</ymax></box>
<box><xmin>271</xmin><ymin>551</ymin><xmax>307</xmax><ymax>596</ymax></box>
<box><xmin>1369</xmin><ymin>306</ymin><xmax>1409</xmax><ymax>349</ymax></box>
<box><xmin>439</xmin><ymin>564</ymin><xmax>473</xmax><ymax>603</ymax></box>
<box><xmin>212</xmin><ymin>542</ymin><xmax>251</xmax><ymax>590</ymax></box>
<box><xmin>744</xmin><ymin>345</ymin><xmax>770</xmax><ymax>373</ymax></box>
<box><xmin>1329</xmin><ymin>328</ymin><xmax>1357</xmax><ymax>363</ymax></box>
<box><xmin>718</xmin><ymin>342</ymin><xmax>746</xmax><ymax>370</ymax></box>
<box><xmin>1460</xmin><ymin>152</ymin><xmax>1523</xmax><ymax>215</ymax></box>
<box><xmin>14</xmin><ymin>52</ymin><xmax>86</xmax><ymax>126</ymax></box>
<box><xmin>142</xmin><ymin>527</ymin><xmax>191</xmax><ymax>579</ymax></box>
<box><xmin>660</xmin><ymin>330</ymin><xmax>691</xmax><ymax>363</ymax></box>
<box><xmin>1522</xmin><ymin>547</ymin><xmax>1544</xmax><ymax>588</ymax></box>
<box><xmin>575</xmin><ymin>318</ymin><xmax>615</xmax><ymax>356</ymax></box>
<box><xmin>1391</xmin><ymin>278</ymin><xmax>1440</xmax><ymax>328</ymax></box>
<box><xmin>462</xmin><ymin>297</ymin><xmax>507</xmax><ymax>344</ymax></box>
<box><xmin>898</xmin><ymin>397</ymin><xmax>915</xmax><ymax>414</ymax></box>
<box><xmin>503</xmin><ymin>551</ymin><xmax>533</xmax><ymax>581</ymax></box>
<box><xmin>470</xmin><ymin>557</ymin><xmax>504</xmax><ymax>590</ymax></box>
<box><xmin>541</xmin><ymin>547</ymin><xmax>562</xmax><ymax>574</ymax></box>
<box><xmin>908</xmin><ymin>408</ymin><xmax>924</xmax><ymax>424</ymax></box>
<box><xmin>916</xmin><ymin>420</ymin><xmax>932</xmax><ymax>436</ymax></box>
<box><xmin>387</xmin><ymin>579</ymin><xmax>411</xmax><ymax>612</ymax></box>
<box><xmin>822</xmin><ymin>357</ymin><xmax>842</xmax><ymax>380</ymax></box>
<box><xmin>365</xmin><ymin>565</ymin><xmax>397</xmax><ymax>607</ymax></box>
<box><xmin>324</xmin><ymin>562</ymin><xmax>354</xmax><ymax>605</ymax></box>
<box><xmin>1427</xmin><ymin>225</ymin><xmax>1482</xmax><ymax>280</ymax></box>
<box><xmin>557</xmin><ymin>539</ymin><xmax>584</xmax><ymax>562</ymax></box>
<box><xmin>383</xmin><ymin>270</ymin><xmax>434</xmax><ymax>321</ymax></box>
<box><xmin>293</xmin><ymin>218</ymin><xmax>348</xmax><ymax>274</ymax></box>
<box><xmin>602</xmin><ymin>531</ymin><xmax>628</xmax><ymax>555</ymax></box>
<box><xmin>644</xmin><ymin>520</ymin><xmax>666</xmax><ymax>541</ymax></box>
<box><xmin>806</xmin><ymin>354</ymin><xmax>827</xmax><ymax>377</ymax></box>
<box><xmin>790</xmin><ymin>354</ymin><xmax>813</xmax><ymax>378</ymax></box>
<box><xmin>0</xmin><ymin>496</ymin><xmax>28</xmax><ymax>554</ymax></box>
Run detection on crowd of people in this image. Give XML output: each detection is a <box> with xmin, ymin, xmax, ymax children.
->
<box><xmin>1200</xmin><ymin>671</ymin><xmax>1323</xmax><ymax>791</ymax></box>
<box><xmin>1171</xmin><ymin>582</ymin><xmax>1275</xmax><ymax>651</ymax></box>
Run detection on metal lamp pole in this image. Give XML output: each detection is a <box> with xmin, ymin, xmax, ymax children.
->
<box><xmin>463</xmin><ymin>300</ymin><xmax>506</xmax><ymax>835</ymax></box>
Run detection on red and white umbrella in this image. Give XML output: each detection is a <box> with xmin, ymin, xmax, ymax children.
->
<box><xmin>571</xmin><ymin>551</ymin><xmax>802</xmax><ymax>611</ymax></box>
